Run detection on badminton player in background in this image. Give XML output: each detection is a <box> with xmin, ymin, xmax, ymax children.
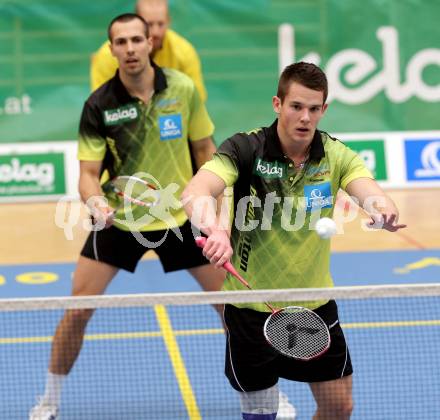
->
<box><xmin>182</xmin><ymin>62</ymin><xmax>406</xmax><ymax>419</ymax></box>
<box><xmin>30</xmin><ymin>13</ymin><xmax>224</xmax><ymax>420</ymax></box>
<box><xmin>90</xmin><ymin>0</ymin><xmax>207</xmax><ymax>102</ymax></box>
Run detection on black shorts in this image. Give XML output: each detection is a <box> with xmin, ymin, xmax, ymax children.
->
<box><xmin>81</xmin><ymin>220</ymin><xmax>209</xmax><ymax>273</ymax></box>
<box><xmin>224</xmin><ymin>300</ymin><xmax>353</xmax><ymax>392</ymax></box>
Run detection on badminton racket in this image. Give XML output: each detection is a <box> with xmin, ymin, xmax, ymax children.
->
<box><xmin>93</xmin><ymin>175</ymin><xmax>161</xmax><ymax>260</ymax></box>
<box><xmin>109</xmin><ymin>175</ymin><xmax>160</xmax><ymax>209</ymax></box>
<box><xmin>195</xmin><ymin>237</ymin><xmax>330</xmax><ymax>361</ymax></box>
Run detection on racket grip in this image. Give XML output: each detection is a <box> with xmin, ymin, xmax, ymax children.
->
<box><xmin>195</xmin><ymin>236</ymin><xmax>207</xmax><ymax>248</ymax></box>
<box><xmin>194</xmin><ymin>237</ymin><xmax>250</xmax><ymax>288</ymax></box>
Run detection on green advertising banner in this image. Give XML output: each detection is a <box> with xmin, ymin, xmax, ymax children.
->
<box><xmin>0</xmin><ymin>152</ymin><xmax>66</xmax><ymax>196</ymax></box>
<box><xmin>0</xmin><ymin>0</ymin><xmax>439</xmax><ymax>144</ymax></box>
<box><xmin>344</xmin><ymin>140</ymin><xmax>388</xmax><ymax>180</ymax></box>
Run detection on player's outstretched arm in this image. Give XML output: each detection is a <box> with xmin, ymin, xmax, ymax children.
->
<box><xmin>181</xmin><ymin>169</ymin><xmax>232</xmax><ymax>267</ymax></box>
<box><xmin>345</xmin><ymin>177</ymin><xmax>407</xmax><ymax>232</ymax></box>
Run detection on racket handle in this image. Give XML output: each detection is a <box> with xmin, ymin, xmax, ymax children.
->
<box><xmin>195</xmin><ymin>236</ymin><xmax>207</xmax><ymax>248</ymax></box>
<box><xmin>194</xmin><ymin>237</ymin><xmax>251</xmax><ymax>288</ymax></box>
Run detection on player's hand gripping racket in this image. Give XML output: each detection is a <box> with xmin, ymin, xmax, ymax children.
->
<box><xmin>195</xmin><ymin>237</ymin><xmax>331</xmax><ymax>361</ymax></box>
<box><xmin>92</xmin><ymin>175</ymin><xmax>161</xmax><ymax>260</ymax></box>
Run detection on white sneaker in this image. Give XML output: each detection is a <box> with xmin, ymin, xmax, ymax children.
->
<box><xmin>29</xmin><ymin>398</ymin><xmax>59</xmax><ymax>420</ymax></box>
<box><xmin>277</xmin><ymin>391</ymin><xmax>297</xmax><ymax>419</ymax></box>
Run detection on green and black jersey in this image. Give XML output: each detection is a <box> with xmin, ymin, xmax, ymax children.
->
<box><xmin>203</xmin><ymin>120</ymin><xmax>372</xmax><ymax>311</ymax></box>
<box><xmin>78</xmin><ymin>63</ymin><xmax>214</xmax><ymax>231</ymax></box>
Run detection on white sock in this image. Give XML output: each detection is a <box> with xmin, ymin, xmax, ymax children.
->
<box><xmin>42</xmin><ymin>372</ymin><xmax>66</xmax><ymax>406</ymax></box>
<box><xmin>239</xmin><ymin>383</ymin><xmax>279</xmax><ymax>415</ymax></box>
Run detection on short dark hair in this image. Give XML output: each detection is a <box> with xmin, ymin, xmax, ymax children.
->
<box><xmin>277</xmin><ymin>62</ymin><xmax>328</xmax><ymax>104</ymax></box>
<box><xmin>107</xmin><ymin>13</ymin><xmax>149</xmax><ymax>41</ymax></box>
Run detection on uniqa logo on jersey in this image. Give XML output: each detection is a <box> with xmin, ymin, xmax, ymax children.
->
<box><xmin>303</xmin><ymin>183</ymin><xmax>333</xmax><ymax>212</ymax></box>
<box><xmin>159</xmin><ymin>114</ymin><xmax>182</xmax><ymax>140</ymax></box>
<box><xmin>404</xmin><ymin>139</ymin><xmax>440</xmax><ymax>181</ymax></box>
<box><xmin>279</xmin><ymin>25</ymin><xmax>440</xmax><ymax>104</ymax></box>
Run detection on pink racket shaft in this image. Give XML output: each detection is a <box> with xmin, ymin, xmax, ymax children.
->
<box><xmin>195</xmin><ymin>237</ymin><xmax>276</xmax><ymax>312</ymax></box>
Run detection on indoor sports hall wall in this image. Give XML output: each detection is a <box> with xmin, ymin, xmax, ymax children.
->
<box><xmin>1</xmin><ymin>0</ymin><xmax>439</xmax><ymax>202</ymax></box>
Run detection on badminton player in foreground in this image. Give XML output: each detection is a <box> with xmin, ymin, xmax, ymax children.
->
<box><xmin>182</xmin><ymin>62</ymin><xmax>406</xmax><ymax>419</ymax></box>
<box><xmin>30</xmin><ymin>13</ymin><xmax>225</xmax><ymax>420</ymax></box>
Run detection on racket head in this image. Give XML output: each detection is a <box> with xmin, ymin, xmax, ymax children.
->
<box><xmin>111</xmin><ymin>175</ymin><xmax>160</xmax><ymax>208</ymax></box>
<box><xmin>263</xmin><ymin>306</ymin><xmax>330</xmax><ymax>361</ymax></box>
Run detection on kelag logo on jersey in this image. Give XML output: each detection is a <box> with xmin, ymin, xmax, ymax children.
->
<box><xmin>404</xmin><ymin>139</ymin><xmax>440</xmax><ymax>181</ymax></box>
<box><xmin>304</xmin><ymin>182</ymin><xmax>333</xmax><ymax>211</ymax></box>
<box><xmin>103</xmin><ymin>104</ymin><xmax>138</xmax><ymax>126</ymax></box>
<box><xmin>253</xmin><ymin>158</ymin><xmax>287</xmax><ymax>179</ymax></box>
<box><xmin>159</xmin><ymin>114</ymin><xmax>182</xmax><ymax>140</ymax></box>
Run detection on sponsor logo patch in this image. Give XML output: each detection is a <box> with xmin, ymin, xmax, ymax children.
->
<box><xmin>103</xmin><ymin>104</ymin><xmax>138</xmax><ymax>126</ymax></box>
<box><xmin>159</xmin><ymin>114</ymin><xmax>182</xmax><ymax>140</ymax></box>
<box><xmin>304</xmin><ymin>182</ymin><xmax>333</xmax><ymax>211</ymax></box>
<box><xmin>156</xmin><ymin>98</ymin><xmax>179</xmax><ymax>110</ymax></box>
<box><xmin>306</xmin><ymin>164</ymin><xmax>331</xmax><ymax>182</ymax></box>
<box><xmin>253</xmin><ymin>158</ymin><xmax>287</xmax><ymax>179</ymax></box>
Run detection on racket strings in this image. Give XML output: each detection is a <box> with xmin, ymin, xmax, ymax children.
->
<box><xmin>112</xmin><ymin>176</ymin><xmax>160</xmax><ymax>207</ymax></box>
<box><xmin>265</xmin><ymin>310</ymin><xmax>330</xmax><ymax>360</ymax></box>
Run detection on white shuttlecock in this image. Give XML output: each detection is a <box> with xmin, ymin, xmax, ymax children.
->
<box><xmin>315</xmin><ymin>217</ymin><xmax>337</xmax><ymax>239</ymax></box>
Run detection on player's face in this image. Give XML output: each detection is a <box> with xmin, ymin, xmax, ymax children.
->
<box><xmin>273</xmin><ymin>82</ymin><xmax>327</xmax><ymax>145</ymax></box>
<box><xmin>110</xmin><ymin>19</ymin><xmax>153</xmax><ymax>76</ymax></box>
<box><xmin>138</xmin><ymin>2</ymin><xmax>169</xmax><ymax>53</ymax></box>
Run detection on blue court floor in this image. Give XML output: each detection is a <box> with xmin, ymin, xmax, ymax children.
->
<box><xmin>1</xmin><ymin>249</ymin><xmax>440</xmax><ymax>419</ymax></box>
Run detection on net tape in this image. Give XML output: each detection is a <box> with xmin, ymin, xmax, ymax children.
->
<box><xmin>1</xmin><ymin>283</ymin><xmax>440</xmax><ymax>311</ymax></box>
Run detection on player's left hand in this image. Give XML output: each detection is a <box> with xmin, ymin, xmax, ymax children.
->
<box><xmin>368</xmin><ymin>213</ymin><xmax>407</xmax><ymax>232</ymax></box>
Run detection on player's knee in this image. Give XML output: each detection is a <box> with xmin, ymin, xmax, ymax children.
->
<box><xmin>239</xmin><ymin>384</ymin><xmax>278</xmax><ymax>420</ymax></box>
<box><xmin>340</xmin><ymin>394</ymin><xmax>354</xmax><ymax>416</ymax></box>
<box><xmin>323</xmin><ymin>396</ymin><xmax>353</xmax><ymax>418</ymax></box>
<box><xmin>340</xmin><ymin>397</ymin><xmax>354</xmax><ymax>417</ymax></box>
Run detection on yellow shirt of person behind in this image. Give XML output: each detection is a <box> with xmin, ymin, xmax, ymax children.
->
<box><xmin>90</xmin><ymin>29</ymin><xmax>207</xmax><ymax>102</ymax></box>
